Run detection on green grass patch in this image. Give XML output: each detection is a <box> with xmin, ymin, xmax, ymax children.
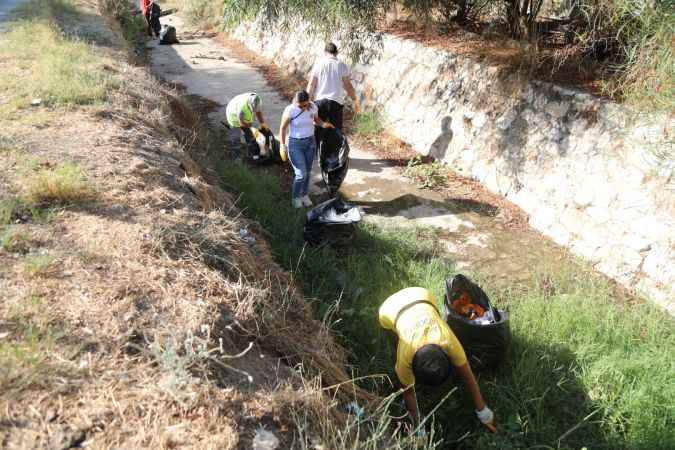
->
<box><xmin>0</xmin><ymin>0</ymin><xmax>118</xmax><ymax>115</ymax></box>
<box><xmin>217</xmin><ymin>157</ymin><xmax>675</xmax><ymax>449</ymax></box>
<box><xmin>23</xmin><ymin>254</ymin><xmax>57</xmax><ymax>277</ymax></box>
<box><xmin>353</xmin><ymin>109</ymin><xmax>384</xmax><ymax>137</ymax></box>
<box><xmin>1</xmin><ymin>296</ymin><xmax>69</xmax><ymax>393</ymax></box>
<box><xmin>0</xmin><ymin>198</ymin><xmax>21</xmax><ymax>227</ymax></box>
<box><xmin>1</xmin><ymin>227</ymin><xmax>32</xmax><ymax>254</ymax></box>
<box><xmin>24</xmin><ymin>162</ymin><xmax>94</xmax><ymax>204</ymax></box>
<box><xmin>0</xmin><ymin>324</ymin><xmax>62</xmax><ymax>392</ymax></box>
<box><xmin>1</xmin><ymin>195</ymin><xmax>60</xmax><ymax>228</ymax></box>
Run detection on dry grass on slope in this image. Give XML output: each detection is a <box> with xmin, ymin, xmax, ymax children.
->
<box><xmin>0</xmin><ymin>1</ymin><xmax>372</xmax><ymax>448</ymax></box>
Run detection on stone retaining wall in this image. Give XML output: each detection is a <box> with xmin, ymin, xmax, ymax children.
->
<box><xmin>233</xmin><ymin>21</ymin><xmax>675</xmax><ymax>314</ymax></box>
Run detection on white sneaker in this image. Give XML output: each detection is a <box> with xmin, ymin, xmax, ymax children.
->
<box><xmin>292</xmin><ymin>198</ymin><xmax>303</xmax><ymax>208</ymax></box>
<box><xmin>301</xmin><ymin>195</ymin><xmax>313</xmax><ymax>207</ymax></box>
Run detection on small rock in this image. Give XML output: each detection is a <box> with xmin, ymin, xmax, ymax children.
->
<box><xmin>31</xmin><ymin>98</ymin><xmax>42</xmax><ymax>106</ymax></box>
<box><xmin>0</xmin><ymin>332</ymin><xmax>10</xmax><ymax>339</ymax></box>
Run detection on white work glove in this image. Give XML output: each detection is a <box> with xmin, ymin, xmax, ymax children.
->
<box><xmin>476</xmin><ymin>406</ymin><xmax>496</xmax><ymax>432</ymax></box>
<box><xmin>411</xmin><ymin>427</ymin><xmax>428</xmax><ymax>446</ymax></box>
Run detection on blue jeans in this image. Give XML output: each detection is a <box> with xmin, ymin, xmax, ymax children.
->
<box><xmin>288</xmin><ymin>136</ymin><xmax>316</xmax><ymax>199</ymax></box>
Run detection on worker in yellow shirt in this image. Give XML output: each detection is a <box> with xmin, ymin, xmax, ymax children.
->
<box><xmin>379</xmin><ymin>287</ymin><xmax>496</xmax><ymax>432</ymax></box>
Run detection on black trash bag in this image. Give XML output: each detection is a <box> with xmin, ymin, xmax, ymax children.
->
<box><xmin>148</xmin><ymin>2</ymin><xmax>161</xmax><ymax>37</ymax></box>
<box><xmin>303</xmin><ymin>197</ymin><xmax>361</xmax><ymax>246</ymax></box>
<box><xmin>442</xmin><ymin>274</ymin><xmax>510</xmax><ymax>372</ymax></box>
<box><xmin>159</xmin><ymin>24</ymin><xmax>179</xmax><ymax>45</ymax></box>
<box><xmin>249</xmin><ymin>127</ymin><xmax>281</xmax><ymax>165</ymax></box>
<box><xmin>318</xmin><ymin>128</ymin><xmax>350</xmax><ymax>195</ymax></box>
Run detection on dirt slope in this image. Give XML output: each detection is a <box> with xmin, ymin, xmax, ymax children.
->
<box><xmin>0</xmin><ymin>3</ymin><xmax>365</xmax><ymax>448</ymax></box>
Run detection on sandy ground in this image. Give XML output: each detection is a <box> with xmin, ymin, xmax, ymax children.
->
<box><xmin>148</xmin><ymin>13</ymin><xmax>571</xmax><ymax>285</ymax></box>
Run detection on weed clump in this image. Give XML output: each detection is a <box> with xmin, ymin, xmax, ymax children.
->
<box><xmin>403</xmin><ymin>155</ymin><xmax>448</xmax><ymax>189</ymax></box>
<box><xmin>25</xmin><ymin>163</ymin><xmax>94</xmax><ymax>204</ymax></box>
<box><xmin>23</xmin><ymin>254</ymin><xmax>57</xmax><ymax>277</ymax></box>
<box><xmin>1</xmin><ymin>227</ymin><xmax>32</xmax><ymax>254</ymax></box>
<box><xmin>353</xmin><ymin>109</ymin><xmax>384</xmax><ymax>137</ymax></box>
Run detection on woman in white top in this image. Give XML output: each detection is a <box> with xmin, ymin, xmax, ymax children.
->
<box><xmin>279</xmin><ymin>91</ymin><xmax>334</xmax><ymax>208</ymax></box>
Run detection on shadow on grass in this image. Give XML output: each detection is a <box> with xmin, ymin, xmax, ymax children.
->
<box><xmin>415</xmin><ymin>335</ymin><xmax>621</xmax><ymax>450</ymax></box>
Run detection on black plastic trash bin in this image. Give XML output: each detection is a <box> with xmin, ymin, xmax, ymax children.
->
<box><xmin>303</xmin><ymin>197</ymin><xmax>361</xmax><ymax>247</ymax></box>
<box><xmin>443</xmin><ymin>274</ymin><xmax>510</xmax><ymax>372</ymax></box>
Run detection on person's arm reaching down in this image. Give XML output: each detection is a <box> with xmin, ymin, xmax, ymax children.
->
<box><xmin>307</xmin><ymin>76</ymin><xmax>317</xmax><ymax>101</ymax></box>
<box><xmin>255</xmin><ymin>110</ymin><xmax>268</xmax><ymax>130</ymax></box>
<box><xmin>278</xmin><ymin>113</ymin><xmax>290</xmax><ymax>156</ymax></box>
<box><xmin>402</xmin><ymin>386</ymin><xmax>420</xmax><ymax>428</ymax></box>
<box><xmin>342</xmin><ymin>76</ymin><xmax>360</xmax><ymax>113</ymax></box>
<box><xmin>454</xmin><ymin>362</ymin><xmax>496</xmax><ymax>432</ymax></box>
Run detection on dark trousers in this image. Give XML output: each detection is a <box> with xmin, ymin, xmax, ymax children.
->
<box><xmin>314</xmin><ymin>98</ymin><xmax>344</xmax><ymax>145</ymax></box>
<box><xmin>145</xmin><ymin>3</ymin><xmax>161</xmax><ymax>37</ymax></box>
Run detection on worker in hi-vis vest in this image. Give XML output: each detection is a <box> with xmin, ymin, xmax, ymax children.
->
<box><xmin>379</xmin><ymin>287</ymin><xmax>497</xmax><ymax>433</ymax></box>
<box><xmin>225</xmin><ymin>92</ymin><xmax>269</xmax><ymax>159</ymax></box>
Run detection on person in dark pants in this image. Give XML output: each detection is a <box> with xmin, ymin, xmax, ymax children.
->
<box><xmin>140</xmin><ymin>0</ymin><xmax>161</xmax><ymax>38</ymax></box>
<box><xmin>306</xmin><ymin>42</ymin><xmax>360</xmax><ymax>143</ymax></box>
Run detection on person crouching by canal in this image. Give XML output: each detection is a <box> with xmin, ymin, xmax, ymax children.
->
<box><xmin>379</xmin><ymin>287</ymin><xmax>497</xmax><ymax>434</ymax></box>
<box><xmin>225</xmin><ymin>92</ymin><xmax>270</xmax><ymax>160</ymax></box>
<box><xmin>279</xmin><ymin>91</ymin><xmax>334</xmax><ymax>208</ymax></box>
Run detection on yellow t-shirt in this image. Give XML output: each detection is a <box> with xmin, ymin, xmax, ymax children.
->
<box><xmin>379</xmin><ymin>287</ymin><xmax>467</xmax><ymax>386</ymax></box>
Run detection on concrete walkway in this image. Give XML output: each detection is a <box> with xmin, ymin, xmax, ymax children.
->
<box><xmin>148</xmin><ymin>13</ymin><xmax>568</xmax><ymax>284</ymax></box>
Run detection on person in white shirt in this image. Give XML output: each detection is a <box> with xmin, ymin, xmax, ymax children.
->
<box><xmin>279</xmin><ymin>91</ymin><xmax>335</xmax><ymax>208</ymax></box>
<box><xmin>306</xmin><ymin>42</ymin><xmax>360</xmax><ymax>139</ymax></box>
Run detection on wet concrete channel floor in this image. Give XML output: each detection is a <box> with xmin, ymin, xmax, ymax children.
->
<box><xmin>148</xmin><ymin>13</ymin><xmax>571</xmax><ymax>286</ymax></box>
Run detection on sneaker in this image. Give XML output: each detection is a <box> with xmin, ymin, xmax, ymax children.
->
<box><xmin>301</xmin><ymin>195</ymin><xmax>313</xmax><ymax>207</ymax></box>
<box><xmin>292</xmin><ymin>198</ymin><xmax>303</xmax><ymax>208</ymax></box>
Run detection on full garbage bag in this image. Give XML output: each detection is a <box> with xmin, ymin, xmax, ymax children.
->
<box><xmin>318</xmin><ymin>128</ymin><xmax>350</xmax><ymax>195</ymax></box>
<box><xmin>303</xmin><ymin>197</ymin><xmax>361</xmax><ymax>246</ymax></box>
<box><xmin>442</xmin><ymin>274</ymin><xmax>510</xmax><ymax>371</ymax></box>
<box><xmin>159</xmin><ymin>24</ymin><xmax>179</xmax><ymax>45</ymax></box>
<box><xmin>248</xmin><ymin>127</ymin><xmax>282</xmax><ymax>164</ymax></box>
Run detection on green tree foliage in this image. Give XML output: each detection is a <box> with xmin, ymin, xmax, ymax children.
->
<box><xmin>217</xmin><ymin>0</ymin><xmax>672</xmax><ymax>109</ymax></box>
<box><xmin>400</xmin><ymin>0</ymin><xmax>496</xmax><ymax>25</ymax></box>
<box><xmin>221</xmin><ymin>0</ymin><xmax>389</xmax><ymax>61</ymax></box>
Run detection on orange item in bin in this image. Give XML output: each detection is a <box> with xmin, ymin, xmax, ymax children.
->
<box><xmin>452</xmin><ymin>292</ymin><xmax>486</xmax><ymax>320</ymax></box>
